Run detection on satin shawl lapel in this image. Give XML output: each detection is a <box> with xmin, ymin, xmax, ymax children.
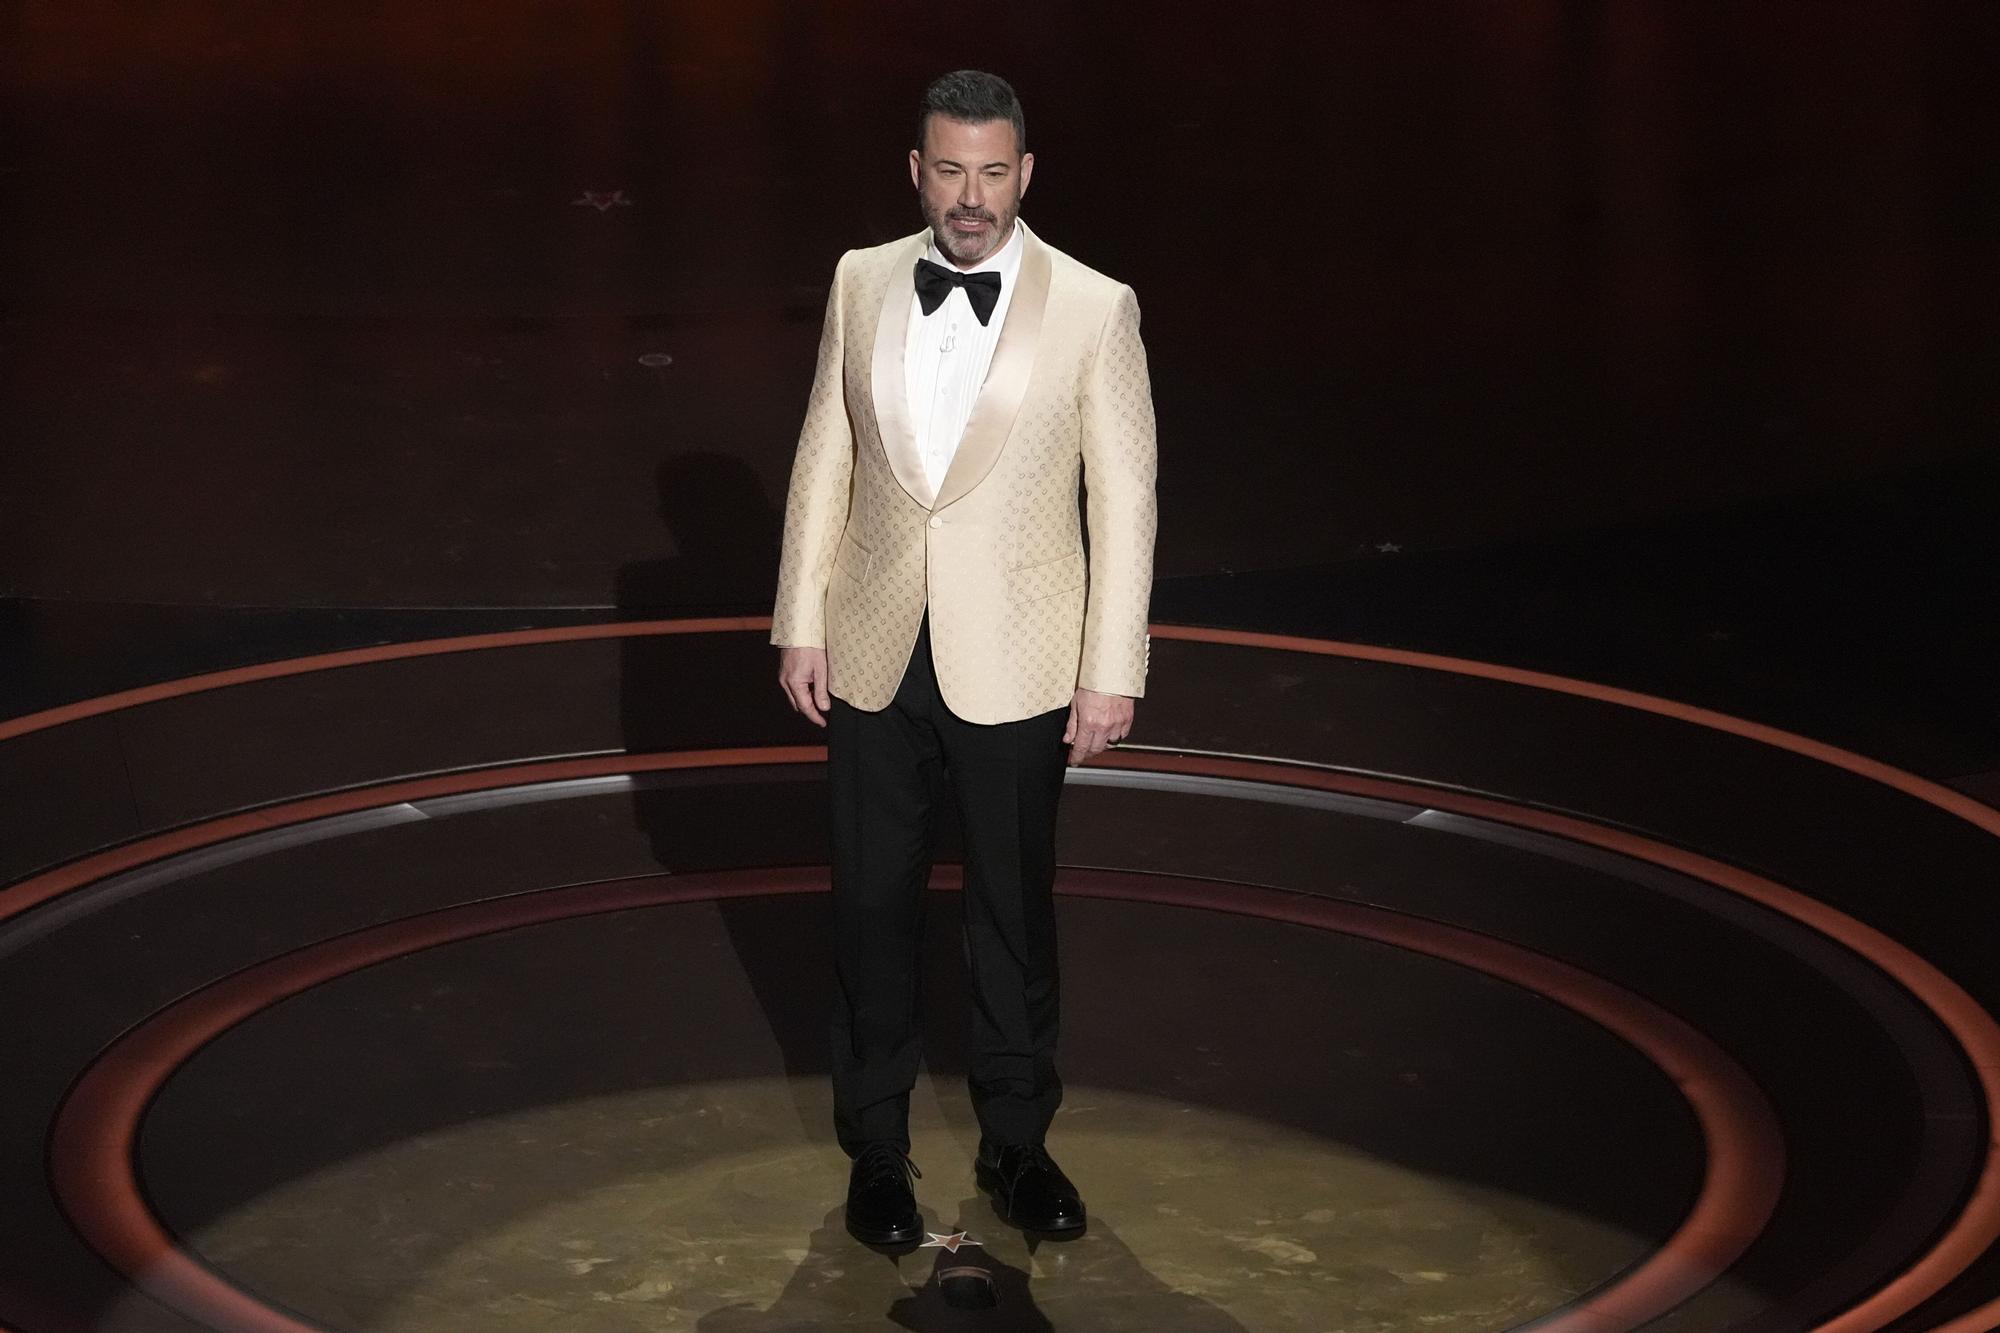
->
<box><xmin>869</xmin><ymin>232</ymin><xmax>933</xmax><ymax>510</ymax></box>
<box><xmin>931</xmin><ymin>227</ymin><xmax>1051</xmax><ymax>513</ymax></box>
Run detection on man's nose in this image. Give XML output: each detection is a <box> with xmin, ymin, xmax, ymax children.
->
<box><xmin>957</xmin><ymin>176</ymin><xmax>985</xmax><ymax>208</ymax></box>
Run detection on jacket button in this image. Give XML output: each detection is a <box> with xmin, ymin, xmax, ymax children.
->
<box><xmin>928</xmin><ymin>516</ymin><xmax>943</xmax><ymax>529</ymax></box>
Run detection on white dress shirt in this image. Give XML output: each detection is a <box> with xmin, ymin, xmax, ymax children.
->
<box><xmin>905</xmin><ymin>218</ymin><xmax>1027</xmax><ymax>496</ymax></box>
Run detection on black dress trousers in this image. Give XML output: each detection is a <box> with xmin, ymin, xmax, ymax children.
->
<box><xmin>825</xmin><ymin>606</ymin><xmax>1072</xmax><ymax>1157</ymax></box>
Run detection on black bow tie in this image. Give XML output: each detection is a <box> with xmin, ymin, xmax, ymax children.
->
<box><xmin>914</xmin><ymin>258</ymin><xmax>1003</xmax><ymax>326</ymax></box>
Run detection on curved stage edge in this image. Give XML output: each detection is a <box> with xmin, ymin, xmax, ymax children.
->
<box><xmin>52</xmin><ymin>864</ymin><xmax>1777</xmax><ymax>1333</ymax></box>
<box><xmin>2</xmin><ymin>617</ymin><xmax>1997</xmax><ymax>1333</ymax></box>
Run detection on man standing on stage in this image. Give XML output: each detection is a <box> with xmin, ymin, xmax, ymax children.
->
<box><xmin>770</xmin><ymin>69</ymin><xmax>1157</xmax><ymax>1246</ymax></box>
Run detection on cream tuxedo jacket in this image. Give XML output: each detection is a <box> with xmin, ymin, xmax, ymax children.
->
<box><xmin>770</xmin><ymin>221</ymin><xmax>1157</xmax><ymax>725</ymax></box>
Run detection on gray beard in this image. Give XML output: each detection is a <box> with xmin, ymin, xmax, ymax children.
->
<box><xmin>926</xmin><ymin>205</ymin><xmax>1016</xmax><ymax>267</ymax></box>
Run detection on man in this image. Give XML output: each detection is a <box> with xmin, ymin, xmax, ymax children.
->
<box><xmin>770</xmin><ymin>69</ymin><xmax>1157</xmax><ymax>1247</ymax></box>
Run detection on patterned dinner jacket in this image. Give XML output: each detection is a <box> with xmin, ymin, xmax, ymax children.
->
<box><xmin>770</xmin><ymin>220</ymin><xmax>1157</xmax><ymax>725</ymax></box>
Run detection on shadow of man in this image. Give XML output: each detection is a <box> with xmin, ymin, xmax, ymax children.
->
<box><xmin>695</xmin><ymin>1198</ymin><xmax>1248</xmax><ymax>1332</ymax></box>
<box><xmin>901</xmin><ymin>1192</ymin><xmax>1250</xmax><ymax>1333</ymax></box>
<box><xmin>617</xmin><ymin>451</ymin><xmax>784</xmax><ymax>612</ymax></box>
<box><xmin>617</xmin><ymin>450</ymin><xmax>838</xmax><ymax>1142</ymax></box>
<box><xmin>693</xmin><ymin>1207</ymin><xmax>919</xmax><ymax>1333</ymax></box>
<box><xmin>616</xmin><ymin>449</ymin><xmax>982</xmax><ymax>1143</ymax></box>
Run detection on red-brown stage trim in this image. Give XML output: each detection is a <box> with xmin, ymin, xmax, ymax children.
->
<box><xmin>0</xmin><ymin>749</ymin><xmax>821</xmax><ymax>921</ymax></box>
<box><xmin>10</xmin><ymin>746</ymin><xmax>1996</xmax><ymax>1330</ymax></box>
<box><xmin>1111</xmin><ymin>753</ymin><xmax>2000</xmax><ymax>1333</ymax></box>
<box><xmin>1148</xmin><ymin>625</ymin><xmax>2000</xmax><ymax>843</ymax></box>
<box><xmin>6</xmin><ymin>611</ymin><xmax>1998</xmax><ymax>1331</ymax></box>
<box><xmin>50</xmin><ymin>863</ymin><xmax>1777</xmax><ymax>1333</ymax></box>
<box><xmin>0</xmin><ymin>617</ymin><xmax>766</xmax><ymax>743</ymax></box>
<box><xmin>3</xmin><ymin>617</ymin><xmax>1994</xmax><ymax>847</ymax></box>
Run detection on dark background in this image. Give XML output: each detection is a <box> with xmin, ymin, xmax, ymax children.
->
<box><xmin>3</xmin><ymin>0</ymin><xmax>1993</xmax><ymax>609</ymax></box>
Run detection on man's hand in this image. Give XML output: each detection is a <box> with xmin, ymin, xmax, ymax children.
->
<box><xmin>1064</xmin><ymin>686</ymin><xmax>1134</xmax><ymax>765</ymax></box>
<box><xmin>778</xmin><ymin>645</ymin><xmax>832</xmax><ymax>727</ymax></box>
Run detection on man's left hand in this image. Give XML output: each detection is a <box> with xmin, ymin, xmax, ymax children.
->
<box><xmin>1064</xmin><ymin>687</ymin><xmax>1135</xmax><ymax>766</ymax></box>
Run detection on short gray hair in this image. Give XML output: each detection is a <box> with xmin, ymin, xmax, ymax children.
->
<box><xmin>916</xmin><ymin>70</ymin><xmax>1026</xmax><ymax>156</ymax></box>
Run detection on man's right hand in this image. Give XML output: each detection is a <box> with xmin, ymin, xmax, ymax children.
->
<box><xmin>777</xmin><ymin>645</ymin><xmax>833</xmax><ymax>727</ymax></box>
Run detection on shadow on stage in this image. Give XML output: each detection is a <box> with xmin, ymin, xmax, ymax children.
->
<box><xmin>696</xmin><ymin>1200</ymin><xmax>1246</xmax><ymax>1333</ymax></box>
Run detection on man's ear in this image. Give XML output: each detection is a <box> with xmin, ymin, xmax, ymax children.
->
<box><xmin>1019</xmin><ymin>151</ymin><xmax>1035</xmax><ymax>197</ymax></box>
<box><xmin>908</xmin><ymin>148</ymin><xmax>922</xmax><ymax>192</ymax></box>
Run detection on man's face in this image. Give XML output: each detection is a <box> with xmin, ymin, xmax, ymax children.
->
<box><xmin>908</xmin><ymin>115</ymin><xmax>1034</xmax><ymax>268</ymax></box>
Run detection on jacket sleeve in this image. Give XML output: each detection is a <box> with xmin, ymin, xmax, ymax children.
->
<box><xmin>769</xmin><ymin>251</ymin><xmax>855</xmax><ymax>649</ymax></box>
<box><xmin>1076</xmin><ymin>283</ymin><xmax>1158</xmax><ymax>697</ymax></box>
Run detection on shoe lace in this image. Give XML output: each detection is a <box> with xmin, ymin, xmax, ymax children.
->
<box><xmin>857</xmin><ymin>1141</ymin><xmax>921</xmax><ymax>1189</ymax></box>
<box><xmin>996</xmin><ymin>1141</ymin><xmax>1059</xmax><ymax>1188</ymax></box>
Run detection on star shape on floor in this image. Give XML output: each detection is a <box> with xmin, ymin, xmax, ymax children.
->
<box><xmin>919</xmin><ymin>1230</ymin><xmax>982</xmax><ymax>1252</ymax></box>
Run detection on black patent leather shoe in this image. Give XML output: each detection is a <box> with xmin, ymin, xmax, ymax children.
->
<box><xmin>975</xmin><ymin>1137</ymin><xmax>1086</xmax><ymax>1234</ymax></box>
<box><xmin>845</xmin><ymin>1141</ymin><xmax>924</xmax><ymax>1245</ymax></box>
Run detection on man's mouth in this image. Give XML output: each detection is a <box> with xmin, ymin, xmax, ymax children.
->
<box><xmin>949</xmin><ymin>216</ymin><xmax>990</xmax><ymax>231</ymax></box>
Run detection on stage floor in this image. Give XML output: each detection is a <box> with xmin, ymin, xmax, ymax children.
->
<box><xmin>4</xmin><ymin>615</ymin><xmax>2000</xmax><ymax>1331</ymax></box>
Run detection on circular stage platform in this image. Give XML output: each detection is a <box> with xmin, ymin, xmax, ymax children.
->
<box><xmin>4</xmin><ymin>619</ymin><xmax>1999</xmax><ymax>1331</ymax></box>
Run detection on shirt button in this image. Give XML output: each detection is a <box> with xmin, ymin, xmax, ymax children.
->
<box><xmin>928</xmin><ymin>516</ymin><xmax>943</xmax><ymax>529</ymax></box>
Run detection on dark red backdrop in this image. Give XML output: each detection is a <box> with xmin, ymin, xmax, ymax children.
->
<box><xmin>2</xmin><ymin>2</ymin><xmax>1991</xmax><ymax>606</ymax></box>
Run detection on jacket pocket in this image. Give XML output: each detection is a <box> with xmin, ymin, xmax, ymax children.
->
<box><xmin>833</xmin><ymin>531</ymin><xmax>874</xmax><ymax>582</ymax></box>
<box><xmin>1009</xmin><ymin>550</ymin><xmax>1087</xmax><ymax>603</ymax></box>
